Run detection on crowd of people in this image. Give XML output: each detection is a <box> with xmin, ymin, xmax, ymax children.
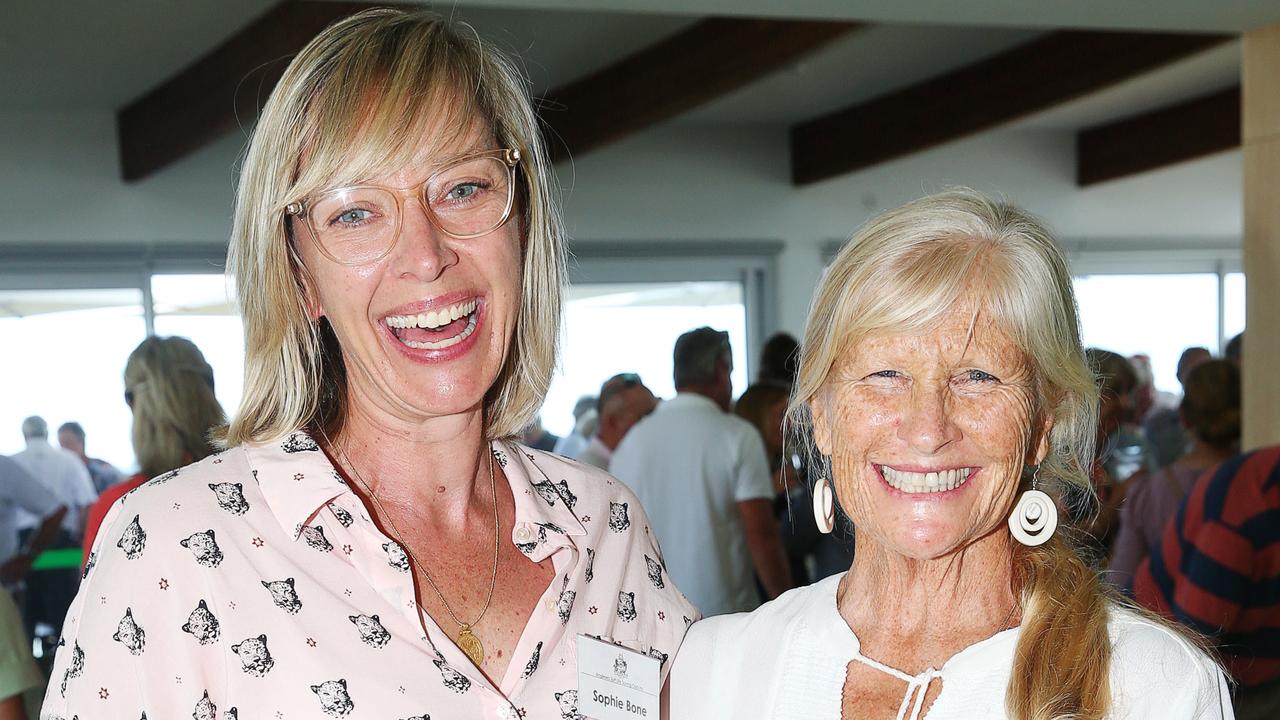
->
<box><xmin>0</xmin><ymin>337</ymin><xmax>226</xmax><ymax>716</ymax></box>
<box><xmin>1</xmin><ymin>8</ymin><xmax>1270</xmax><ymax>720</ymax></box>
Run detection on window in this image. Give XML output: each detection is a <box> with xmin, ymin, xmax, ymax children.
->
<box><xmin>540</xmin><ymin>281</ymin><xmax>749</xmax><ymax>437</ymax></box>
<box><xmin>1073</xmin><ymin>274</ymin><xmax>1220</xmax><ymax>394</ymax></box>
<box><xmin>0</xmin><ymin>288</ymin><xmax>146</xmax><ymax>470</ymax></box>
<box><xmin>151</xmin><ymin>274</ymin><xmax>246</xmax><ymax>419</ymax></box>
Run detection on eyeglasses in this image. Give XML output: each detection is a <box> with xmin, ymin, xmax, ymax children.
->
<box><xmin>284</xmin><ymin>148</ymin><xmax>520</xmax><ymax>266</ymax></box>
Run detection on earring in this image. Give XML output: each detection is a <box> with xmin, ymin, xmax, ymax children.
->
<box><xmin>813</xmin><ymin>477</ymin><xmax>835</xmax><ymax>534</ymax></box>
<box><xmin>1008</xmin><ymin>465</ymin><xmax>1057</xmax><ymax>547</ymax></box>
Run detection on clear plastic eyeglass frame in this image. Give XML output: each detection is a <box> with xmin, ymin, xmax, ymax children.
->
<box><xmin>283</xmin><ymin>147</ymin><xmax>521</xmax><ymax>266</ymax></box>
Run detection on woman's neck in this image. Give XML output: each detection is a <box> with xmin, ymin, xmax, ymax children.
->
<box><xmin>1178</xmin><ymin>439</ymin><xmax>1235</xmax><ymax>471</ymax></box>
<box><xmin>837</xmin><ymin>530</ymin><xmax>1020</xmax><ymax>671</ymax></box>
<box><xmin>327</xmin><ymin>396</ymin><xmax>490</xmax><ymax>530</ymax></box>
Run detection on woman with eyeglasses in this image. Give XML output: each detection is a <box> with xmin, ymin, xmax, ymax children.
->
<box><xmin>44</xmin><ymin>10</ymin><xmax>695</xmax><ymax>719</ymax></box>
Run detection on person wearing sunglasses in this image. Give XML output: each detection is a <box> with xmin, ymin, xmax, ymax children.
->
<box><xmin>44</xmin><ymin>10</ymin><xmax>695</xmax><ymax>719</ymax></box>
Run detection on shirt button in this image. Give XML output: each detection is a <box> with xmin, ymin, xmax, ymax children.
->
<box><xmin>545</xmin><ymin>597</ymin><xmax>557</xmax><ymax>612</ymax></box>
<box><xmin>515</xmin><ymin>525</ymin><xmax>534</xmax><ymax>543</ymax></box>
<box><xmin>497</xmin><ymin>705</ymin><xmax>518</xmax><ymax>720</ymax></box>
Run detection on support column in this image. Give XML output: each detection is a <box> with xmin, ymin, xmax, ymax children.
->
<box><xmin>1242</xmin><ymin>23</ymin><xmax>1280</xmax><ymax>449</ymax></box>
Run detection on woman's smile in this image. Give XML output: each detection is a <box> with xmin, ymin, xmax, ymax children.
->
<box><xmin>875</xmin><ymin>464</ymin><xmax>979</xmax><ymax>496</ymax></box>
<box><xmin>380</xmin><ymin>292</ymin><xmax>485</xmax><ymax>361</ymax></box>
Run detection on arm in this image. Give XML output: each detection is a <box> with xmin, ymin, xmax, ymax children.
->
<box><xmin>0</xmin><ymin>505</ymin><xmax>67</xmax><ymax>585</ymax></box>
<box><xmin>0</xmin><ymin>457</ymin><xmax>68</xmax><ymax>584</ymax></box>
<box><xmin>737</xmin><ymin>498</ymin><xmax>793</xmax><ymax>600</ymax></box>
<box><xmin>733</xmin><ymin>427</ymin><xmax>793</xmax><ymax>599</ymax></box>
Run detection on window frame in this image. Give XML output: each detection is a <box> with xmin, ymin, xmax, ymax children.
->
<box><xmin>0</xmin><ymin>239</ymin><xmax>784</xmax><ymax>378</ymax></box>
<box><xmin>822</xmin><ymin>238</ymin><xmax>1243</xmax><ymax>354</ymax></box>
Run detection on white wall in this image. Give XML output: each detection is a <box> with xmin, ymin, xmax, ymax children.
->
<box><xmin>0</xmin><ymin>110</ymin><xmax>243</xmax><ymax>245</ymax></box>
<box><xmin>1</xmin><ymin>110</ymin><xmax>1243</xmax><ymax>335</ymax></box>
<box><xmin>561</xmin><ymin>122</ymin><xmax>1241</xmax><ymax>333</ymax></box>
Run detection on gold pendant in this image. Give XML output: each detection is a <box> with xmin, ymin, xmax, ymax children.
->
<box><xmin>457</xmin><ymin>624</ymin><xmax>485</xmax><ymax>667</ymax></box>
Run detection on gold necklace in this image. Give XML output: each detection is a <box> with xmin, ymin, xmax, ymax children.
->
<box><xmin>326</xmin><ymin>432</ymin><xmax>499</xmax><ymax>668</ymax></box>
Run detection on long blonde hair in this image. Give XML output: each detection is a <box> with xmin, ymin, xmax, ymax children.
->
<box><xmin>124</xmin><ymin>336</ymin><xmax>226</xmax><ymax>478</ymax></box>
<box><xmin>223</xmin><ymin>8</ymin><xmax>564</xmax><ymax>446</ymax></box>
<box><xmin>790</xmin><ymin>189</ymin><xmax>1110</xmax><ymax>719</ymax></box>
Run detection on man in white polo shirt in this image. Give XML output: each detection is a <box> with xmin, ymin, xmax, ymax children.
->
<box><xmin>12</xmin><ymin>416</ymin><xmax>96</xmax><ymax>541</ymax></box>
<box><xmin>610</xmin><ymin>328</ymin><xmax>792</xmax><ymax>616</ymax></box>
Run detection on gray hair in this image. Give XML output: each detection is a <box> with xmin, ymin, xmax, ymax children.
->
<box><xmin>673</xmin><ymin>327</ymin><xmax>731</xmax><ymax>388</ymax></box>
<box><xmin>21</xmin><ymin>416</ymin><xmax>47</xmax><ymax>439</ymax></box>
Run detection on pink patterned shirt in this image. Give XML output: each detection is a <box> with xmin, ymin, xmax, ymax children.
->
<box><xmin>41</xmin><ymin>432</ymin><xmax>697</xmax><ymax>719</ymax></box>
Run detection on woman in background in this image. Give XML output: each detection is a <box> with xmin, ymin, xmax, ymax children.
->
<box><xmin>736</xmin><ymin>381</ymin><xmax>814</xmax><ymax>586</ymax></box>
<box><xmin>1109</xmin><ymin>359</ymin><xmax>1240</xmax><ymax>588</ymax></box>
<box><xmin>81</xmin><ymin>335</ymin><xmax>226</xmax><ymax>558</ymax></box>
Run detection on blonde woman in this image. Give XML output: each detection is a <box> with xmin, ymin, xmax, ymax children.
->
<box><xmin>670</xmin><ymin>191</ymin><xmax>1231</xmax><ymax>719</ymax></box>
<box><xmin>44</xmin><ymin>9</ymin><xmax>694</xmax><ymax>719</ymax></box>
<box><xmin>81</xmin><ymin>336</ymin><xmax>227</xmax><ymax>557</ymax></box>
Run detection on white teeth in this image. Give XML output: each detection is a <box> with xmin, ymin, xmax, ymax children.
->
<box><xmin>879</xmin><ymin>466</ymin><xmax>973</xmax><ymax>494</ymax></box>
<box><xmin>386</xmin><ymin>299</ymin><xmax>477</xmax><ymax>331</ymax></box>
<box><xmin>402</xmin><ymin>311</ymin><xmax>478</xmax><ymax>350</ymax></box>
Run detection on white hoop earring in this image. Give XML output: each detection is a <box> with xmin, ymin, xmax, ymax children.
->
<box><xmin>1009</xmin><ymin>466</ymin><xmax>1057</xmax><ymax>547</ymax></box>
<box><xmin>814</xmin><ymin>477</ymin><xmax>835</xmax><ymax>534</ymax></box>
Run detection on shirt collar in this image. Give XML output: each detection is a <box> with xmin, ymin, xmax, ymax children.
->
<box><xmin>247</xmin><ymin>432</ymin><xmax>588</xmax><ymax>546</ymax></box>
<box><xmin>246</xmin><ymin>430</ymin><xmax>349</xmax><ymax>540</ymax></box>
<box><xmin>496</xmin><ymin>440</ymin><xmax>587</xmax><ymax>548</ymax></box>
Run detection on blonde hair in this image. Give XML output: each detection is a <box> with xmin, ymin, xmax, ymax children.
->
<box><xmin>790</xmin><ymin>189</ymin><xmax>1112</xmax><ymax>719</ymax></box>
<box><xmin>223</xmin><ymin>8</ymin><xmax>564</xmax><ymax>446</ymax></box>
<box><xmin>124</xmin><ymin>336</ymin><xmax>227</xmax><ymax>478</ymax></box>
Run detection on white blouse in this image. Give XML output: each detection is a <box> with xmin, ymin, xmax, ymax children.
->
<box><xmin>669</xmin><ymin>574</ymin><xmax>1234</xmax><ymax>720</ymax></box>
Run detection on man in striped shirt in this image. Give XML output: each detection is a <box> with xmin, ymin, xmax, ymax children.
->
<box><xmin>1134</xmin><ymin>444</ymin><xmax>1280</xmax><ymax>719</ymax></box>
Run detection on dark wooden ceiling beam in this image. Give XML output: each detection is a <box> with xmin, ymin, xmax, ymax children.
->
<box><xmin>117</xmin><ymin>1</ymin><xmax>373</xmax><ymax>182</ymax></box>
<box><xmin>120</xmin><ymin>4</ymin><xmax>857</xmax><ymax>181</ymax></box>
<box><xmin>1076</xmin><ymin>85</ymin><xmax>1240</xmax><ymax>186</ymax></box>
<box><xmin>541</xmin><ymin>18</ymin><xmax>860</xmax><ymax>162</ymax></box>
<box><xmin>790</xmin><ymin>30</ymin><xmax>1230</xmax><ymax>186</ymax></box>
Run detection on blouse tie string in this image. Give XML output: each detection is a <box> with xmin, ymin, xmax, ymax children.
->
<box><xmin>849</xmin><ymin>652</ymin><xmax>943</xmax><ymax>720</ymax></box>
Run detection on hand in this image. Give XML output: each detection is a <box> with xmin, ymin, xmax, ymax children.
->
<box><xmin>0</xmin><ymin>553</ymin><xmax>33</xmax><ymax>585</ymax></box>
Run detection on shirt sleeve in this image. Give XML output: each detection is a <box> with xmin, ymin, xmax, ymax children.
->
<box><xmin>732</xmin><ymin>425</ymin><xmax>775</xmax><ymax>503</ymax></box>
<box><xmin>1111</xmin><ymin>617</ymin><xmax>1237</xmax><ymax>720</ymax></box>
<box><xmin>0</xmin><ymin>588</ymin><xmax>42</xmax><ymax>702</ymax></box>
<box><xmin>0</xmin><ymin>455</ymin><xmax>61</xmax><ymax>519</ymax></box>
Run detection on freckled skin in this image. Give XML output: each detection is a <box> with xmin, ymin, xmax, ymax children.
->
<box><xmin>814</xmin><ymin>304</ymin><xmax>1056</xmax><ymax>718</ymax></box>
<box><xmin>812</xmin><ymin>304</ymin><xmax>1051</xmax><ymax>561</ymax></box>
<box><xmin>295</xmin><ymin>119</ymin><xmax>522</xmax><ymax>427</ymax></box>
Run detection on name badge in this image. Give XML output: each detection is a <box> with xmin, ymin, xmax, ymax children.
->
<box><xmin>576</xmin><ymin>634</ymin><xmax>661</xmax><ymax>720</ymax></box>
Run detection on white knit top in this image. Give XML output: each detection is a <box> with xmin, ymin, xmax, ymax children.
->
<box><xmin>669</xmin><ymin>574</ymin><xmax>1233</xmax><ymax>719</ymax></box>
